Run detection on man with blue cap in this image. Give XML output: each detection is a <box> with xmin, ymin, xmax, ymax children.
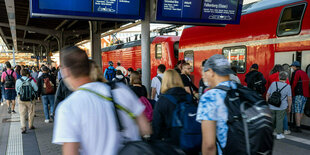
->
<box><xmin>196</xmin><ymin>54</ymin><xmax>236</xmax><ymax>155</ymax></box>
<box><xmin>290</xmin><ymin>61</ymin><xmax>309</xmax><ymax>132</ymax></box>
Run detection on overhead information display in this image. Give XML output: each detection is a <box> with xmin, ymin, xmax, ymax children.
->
<box><xmin>30</xmin><ymin>0</ymin><xmax>145</xmax><ymax>21</ymax></box>
<box><xmin>156</xmin><ymin>0</ymin><xmax>243</xmax><ymax>25</ymax></box>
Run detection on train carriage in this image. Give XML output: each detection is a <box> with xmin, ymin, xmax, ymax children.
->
<box><xmin>179</xmin><ymin>0</ymin><xmax>310</xmax><ymax>127</ymax></box>
<box><xmin>101</xmin><ymin>36</ymin><xmax>180</xmax><ymax>78</ymax></box>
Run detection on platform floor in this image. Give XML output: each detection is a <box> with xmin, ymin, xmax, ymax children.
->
<box><xmin>0</xmin><ymin>100</ymin><xmax>310</xmax><ymax>155</ymax></box>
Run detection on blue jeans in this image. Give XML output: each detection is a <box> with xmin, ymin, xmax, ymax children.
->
<box><xmin>1</xmin><ymin>86</ymin><xmax>5</xmax><ymax>102</ymax></box>
<box><xmin>42</xmin><ymin>95</ymin><xmax>55</xmax><ymax>120</ymax></box>
<box><xmin>283</xmin><ymin>113</ymin><xmax>289</xmax><ymax>130</ymax></box>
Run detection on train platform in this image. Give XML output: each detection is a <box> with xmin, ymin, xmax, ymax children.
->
<box><xmin>0</xmin><ymin>100</ymin><xmax>310</xmax><ymax>155</ymax></box>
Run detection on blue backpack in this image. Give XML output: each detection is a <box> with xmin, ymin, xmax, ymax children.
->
<box><xmin>163</xmin><ymin>94</ymin><xmax>202</xmax><ymax>152</ymax></box>
<box><xmin>106</xmin><ymin>68</ymin><xmax>116</xmax><ymax>81</ymax></box>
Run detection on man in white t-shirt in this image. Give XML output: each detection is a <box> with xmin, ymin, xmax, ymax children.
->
<box><xmin>151</xmin><ymin>64</ymin><xmax>166</xmax><ymax>101</ymax></box>
<box><xmin>116</xmin><ymin>62</ymin><xmax>127</xmax><ymax>76</ymax></box>
<box><xmin>52</xmin><ymin>46</ymin><xmax>151</xmax><ymax>155</ymax></box>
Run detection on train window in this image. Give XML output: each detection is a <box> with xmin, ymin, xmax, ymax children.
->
<box><xmin>277</xmin><ymin>3</ymin><xmax>306</xmax><ymax>37</ymax></box>
<box><xmin>174</xmin><ymin>42</ymin><xmax>179</xmax><ymax>59</ymax></box>
<box><xmin>223</xmin><ymin>46</ymin><xmax>247</xmax><ymax>73</ymax></box>
<box><xmin>155</xmin><ymin>44</ymin><xmax>162</xmax><ymax>59</ymax></box>
<box><xmin>184</xmin><ymin>50</ymin><xmax>194</xmax><ymax>72</ymax></box>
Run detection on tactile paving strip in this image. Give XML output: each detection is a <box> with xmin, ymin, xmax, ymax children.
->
<box><xmin>6</xmin><ymin>107</ymin><xmax>23</xmax><ymax>155</ymax></box>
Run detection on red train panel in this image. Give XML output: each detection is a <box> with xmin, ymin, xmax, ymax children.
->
<box><xmin>102</xmin><ymin>36</ymin><xmax>180</xmax><ymax>78</ymax></box>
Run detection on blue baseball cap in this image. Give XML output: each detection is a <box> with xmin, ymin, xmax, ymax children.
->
<box><xmin>291</xmin><ymin>61</ymin><xmax>301</xmax><ymax>67</ymax></box>
<box><xmin>204</xmin><ymin>54</ymin><xmax>234</xmax><ymax>76</ymax></box>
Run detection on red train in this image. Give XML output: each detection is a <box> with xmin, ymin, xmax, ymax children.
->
<box><xmin>178</xmin><ymin>0</ymin><xmax>310</xmax><ymax>126</ymax></box>
<box><xmin>102</xmin><ymin>0</ymin><xmax>310</xmax><ymax>127</ymax></box>
<box><xmin>101</xmin><ymin>36</ymin><xmax>180</xmax><ymax>78</ymax></box>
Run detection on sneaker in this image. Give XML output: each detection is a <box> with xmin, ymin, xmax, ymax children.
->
<box><xmin>21</xmin><ymin>127</ymin><xmax>27</xmax><ymax>134</ymax></box>
<box><xmin>12</xmin><ymin>110</ymin><xmax>16</xmax><ymax>113</ymax></box>
<box><xmin>284</xmin><ymin>130</ymin><xmax>291</xmax><ymax>135</ymax></box>
<box><xmin>0</xmin><ymin>103</ymin><xmax>3</xmax><ymax>106</ymax></box>
<box><xmin>44</xmin><ymin>119</ymin><xmax>49</xmax><ymax>123</ymax></box>
<box><xmin>8</xmin><ymin>108</ymin><xmax>11</xmax><ymax>114</ymax></box>
<box><xmin>276</xmin><ymin>134</ymin><xmax>285</xmax><ymax>140</ymax></box>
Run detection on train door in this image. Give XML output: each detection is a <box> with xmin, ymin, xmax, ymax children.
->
<box><xmin>274</xmin><ymin>51</ymin><xmax>310</xmax><ymax>128</ymax></box>
<box><xmin>301</xmin><ymin>51</ymin><xmax>310</xmax><ymax>127</ymax></box>
<box><xmin>274</xmin><ymin>52</ymin><xmax>296</xmax><ymax>79</ymax></box>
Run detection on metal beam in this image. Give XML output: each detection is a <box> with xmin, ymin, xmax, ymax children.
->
<box><xmin>0</xmin><ymin>27</ymin><xmax>10</xmax><ymax>49</ymax></box>
<box><xmin>44</xmin><ymin>20</ymin><xmax>68</xmax><ymax>41</ymax></box>
<box><xmin>5</xmin><ymin>36</ymin><xmax>48</xmax><ymax>46</ymax></box>
<box><xmin>22</xmin><ymin>10</ymin><xmax>30</xmax><ymax>46</ymax></box>
<box><xmin>66</xmin><ymin>20</ymin><xmax>78</xmax><ymax>29</ymax></box>
<box><xmin>101</xmin><ymin>21</ymin><xmax>142</xmax><ymax>37</ymax></box>
<box><xmin>0</xmin><ymin>22</ymin><xmax>60</xmax><ymax>36</ymax></box>
<box><xmin>63</xmin><ymin>29</ymin><xmax>89</xmax><ymax>37</ymax></box>
<box><xmin>4</xmin><ymin>0</ymin><xmax>17</xmax><ymax>51</ymax></box>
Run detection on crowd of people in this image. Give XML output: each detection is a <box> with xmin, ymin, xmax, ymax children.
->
<box><xmin>1</xmin><ymin>46</ymin><xmax>309</xmax><ymax>155</ymax></box>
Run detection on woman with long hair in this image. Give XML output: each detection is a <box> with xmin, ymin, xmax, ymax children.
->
<box><xmin>129</xmin><ymin>71</ymin><xmax>147</xmax><ymax>98</ymax></box>
<box><xmin>89</xmin><ymin>60</ymin><xmax>107</xmax><ymax>83</ymax></box>
<box><xmin>152</xmin><ymin>69</ymin><xmax>197</xmax><ymax>154</ymax></box>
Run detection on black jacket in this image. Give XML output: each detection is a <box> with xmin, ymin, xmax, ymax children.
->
<box><xmin>54</xmin><ymin>80</ymin><xmax>73</xmax><ymax>115</ymax></box>
<box><xmin>152</xmin><ymin>87</ymin><xmax>190</xmax><ymax>146</ymax></box>
<box><xmin>245</xmin><ymin>70</ymin><xmax>267</xmax><ymax>94</ymax></box>
<box><xmin>37</xmin><ymin>73</ymin><xmax>56</xmax><ymax>96</ymax></box>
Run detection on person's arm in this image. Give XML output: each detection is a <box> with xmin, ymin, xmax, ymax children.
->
<box><xmin>37</xmin><ymin>77</ymin><xmax>42</xmax><ymax>96</ymax></box>
<box><xmin>63</xmin><ymin>142</ymin><xmax>80</xmax><ymax>155</ymax></box>
<box><xmin>287</xmin><ymin>96</ymin><xmax>292</xmax><ymax>113</ymax></box>
<box><xmin>184</xmin><ymin>87</ymin><xmax>191</xmax><ymax>94</ymax></box>
<box><xmin>152</xmin><ymin>99</ymin><xmax>165</xmax><ymax>140</ymax></box>
<box><xmin>151</xmin><ymin>88</ymin><xmax>156</xmax><ymax>100</ymax></box>
<box><xmin>103</xmin><ymin>69</ymin><xmax>107</xmax><ymax>79</ymax></box>
<box><xmin>15</xmin><ymin>79</ymin><xmax>21</xmax><ymax>94</ymax></box>
<box><xmin>266</xmin><ymin>93</ymin><xmax>270</xmax><ymax>102</ymax></box>
<box><xmin>1</xmin><ymin>72</ymin><xmax>5</xmax><ymax>83</ymax></box>
<box><xmin>54</xmin><ymin>82</ymin><xmax>64</xmax><ymax>114</ymax></box>
<box><xmin>201</xmin><ymin>120</ymin><xmax>217</xmax><ymax>155</ymax></box>
<box><xmin>136</xmin><ymin>114</ymin><xmax>152</xmax><ymax>136</ymax></box>
<box><xmin>31</xmin><ymin>79</ymin><xmax>38</xmax><ymax>92</ymax></box>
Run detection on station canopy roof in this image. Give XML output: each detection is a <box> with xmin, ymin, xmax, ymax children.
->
<box><xmin>0</xmin><ymin>0</ymin><xmax>130</xmax><ymax>53</ymax></box>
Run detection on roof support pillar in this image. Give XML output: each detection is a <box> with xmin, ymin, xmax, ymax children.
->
<box><xmin>141</xmin><ymin>0</ymin><xmax>151</xmax><ymax>96</ymax></box>
<box><xmin>46</xmin><ymin>43</ymin><xmax>52</xmax><ymax>65</ymax></box>
<box><xmin>89</xmin><ymin>21</ymin><xmax>102</xmax><ymax>71</ymax></box>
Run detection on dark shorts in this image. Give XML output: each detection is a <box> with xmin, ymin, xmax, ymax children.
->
<box><xmin>5</xmin><ymin>89</ymin><xmax>17</xmax><ymax>100</ymax></box>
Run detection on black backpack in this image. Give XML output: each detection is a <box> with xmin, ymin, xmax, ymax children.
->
<box><xmin>19</xmin><ymin>78</ymin><xmax>35</xmax><ymax>101</ymax></box>
<box><xmin>214</xmin><ymin>84</ymin><xmax>273</xmax><ymax>155</ymax></box>
<box><xmin>268</xmin><ymin>82</ymin><xmax>288</xmax><ymax>107</ymax></box>
<box><xmin>249</xmin><ymin>72</ymin><xmax>266</xmax><ymax>94</ymax></box>
<box><xmin>4</xmin><ymin>71</ymin><xmax>15</xmax><ymax>88</ymax></box>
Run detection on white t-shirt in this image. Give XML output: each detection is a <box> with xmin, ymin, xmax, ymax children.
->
<box><xmin>151</xmin><ymin>74</ymin><xmax>164</xmax><ymax>101</ymax></box>
<box><xmin>52</xmin><ymin>82</ymin><xmax>144</xmax><ymax>155</ymax></box>
<box><xmin>116</xmin><ymin>66</ymin><xmax>127</xmax><ymax>76</ymax></box>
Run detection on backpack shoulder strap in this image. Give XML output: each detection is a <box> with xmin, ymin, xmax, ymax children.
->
<box><xmin>213</xmin><ymin>85</ymin><xmax>231</xmax><ymax>91</ymax></box>
<box><xmin>156</xmin><ymin>76</ymin><xmax>162</xmax><ymax>83</ymax></box>
<box><xmin>279</xmin><ymin>83</ymin><xmax>288</xmax><ymax>93</ymax></box>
